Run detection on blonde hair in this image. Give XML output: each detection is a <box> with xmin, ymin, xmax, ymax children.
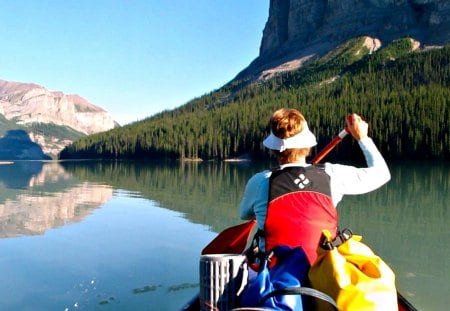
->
<box><xmin>269</xmin><ymin>108</ymin><xmax>311</xmax><ymax>164</ymax></box>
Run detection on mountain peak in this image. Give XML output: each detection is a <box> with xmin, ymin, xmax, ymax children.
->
<box><xmin>0</xmin><ymin>79</ymin><xmax>116</xmax><ymax>134</ymax></box>
<box><xmin>238</xmin><ymin>0</ymin><xmax>449</xmax><ymax>79</ymax></box>
<box><xmin>0</xmin><ymin>79</ymin><xmax>119</xmax><ymax>158</ymax></box>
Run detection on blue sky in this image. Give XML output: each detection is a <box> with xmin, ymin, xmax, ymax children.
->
<box><xmin>0</xmin><ymin>1</ymin><xmax>269</xmax><ymax>125</ymax></box>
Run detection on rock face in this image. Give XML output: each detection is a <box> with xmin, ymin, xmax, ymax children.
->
<box><xmin>239</xmin><ymin>0</ymin><xmax>450</xmax><ymax>78</ymax></box>
<box><xmin>0</xmin><ymin>79</ymin><xmax>117</xmax><ymax>135</ymax></box>
<box><xmin>0</xmin><ymin>79</ymin><xmax>118</xmax><ymax>158</ymax></box>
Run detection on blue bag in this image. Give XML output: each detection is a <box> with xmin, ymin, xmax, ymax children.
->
<box><xmin>239</xmin><ymin>246</ymin><xmax>310</xmax><ymax>310</ymax></box>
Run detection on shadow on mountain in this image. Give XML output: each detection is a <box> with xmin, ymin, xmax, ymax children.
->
<box><xmin>0</xmin><ymin>129</ymin><xmax>51</xmax><ymax>160</ymax></box>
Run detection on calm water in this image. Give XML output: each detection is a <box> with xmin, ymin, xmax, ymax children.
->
<box><xmin>0</xmin><ymin>160</ymin><xmax>448</xmax><ymax>310</ymax></box>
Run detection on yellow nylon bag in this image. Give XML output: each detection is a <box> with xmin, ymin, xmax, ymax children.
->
<box><xmin>308</xmin><ymin>229</ymin><xmax>398</xmax><ymax>311</ymax></box>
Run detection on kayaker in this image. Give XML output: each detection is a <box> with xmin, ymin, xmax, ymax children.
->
<box><xmin>239</xmin><ymin>108</ymin><xmax>391</xmax><ymax>264</ymax></box>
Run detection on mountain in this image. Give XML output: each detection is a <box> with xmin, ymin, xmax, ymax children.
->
<box><xmin>0</xmin><ymin>79</ymin><xmax>118</xmax><ymax>158</ymax></box>
<box><xmin>59</xmin><ymin>1</ymin><xmax>450</xmax><ymax>161</ymax></box>
<box><xmin>238</xmin><ymin>0</ymin><xmax>450</xmax><ymax>80</ymax></box>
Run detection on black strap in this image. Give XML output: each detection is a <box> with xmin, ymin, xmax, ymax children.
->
<box><xmin>320</xmin><ymin>228</ymin><xmax>353</xmax><ymax>250</ymax></box>
<box><xmin>243</xmin><ymin>230</ymin><xmax>266</xmax><ymax>264</ymax></box>
<box><xmin>256</xmin><ymin>228</ymin><xmax>265</xmax><ymax>238</ymax></box>
<box><xmin>259</xmin><ymin>286</ymin><xmax>338</xmax><ymax>310</ymax></box>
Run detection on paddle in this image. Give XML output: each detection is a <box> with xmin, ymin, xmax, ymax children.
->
<box><xmin>201</xmin><ymin>219</ymin><xmax>256</xmax><ymax>255</ymax></box>
<box><xmin>311</xmin><ymin>127</ymin><xmax>349</xmax><ymax>164</ymax></box>
<box><xmin>202</xmin><ymin>125</ymin><xmax>350</xmax><ymax>255</ymax></box>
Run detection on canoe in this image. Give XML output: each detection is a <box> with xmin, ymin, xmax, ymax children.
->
<box><xmin>181</xmin><ymin>292</ymin><xmax>417</xmax><ymax>311</ymax></box>
<box><xmin>180</xmin><ymin>220</ymin><xmax>418</xmax><ymax>311</ymax></box>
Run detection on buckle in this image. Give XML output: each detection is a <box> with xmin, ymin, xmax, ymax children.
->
<box><xmin>320</xmin><ymin>228</ymin><xmax>353</xmax><ymax>250</ymax></box>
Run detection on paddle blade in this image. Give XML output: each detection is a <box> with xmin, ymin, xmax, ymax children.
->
<box><xmin>202</xmin><ymin>220</ymin><xmax>256</xmax><ymax>255</ymax></box>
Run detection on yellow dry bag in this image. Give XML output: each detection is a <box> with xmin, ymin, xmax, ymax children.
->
<box><xmin>308</xmin><ymin>229</ymin><xmax>398</xmax><ymax>311</ymax></box>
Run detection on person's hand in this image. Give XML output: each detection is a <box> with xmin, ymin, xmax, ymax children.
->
<box><xmin>346</xmin><ymin>113</ymin><xmax>368</xmax><ymax>141</ymax></box>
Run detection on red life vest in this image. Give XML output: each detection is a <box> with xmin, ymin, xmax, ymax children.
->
<box><xmin>264</xmin><ymin>165</ymin><xmax>338</xmax><ymax>264</ymax></box>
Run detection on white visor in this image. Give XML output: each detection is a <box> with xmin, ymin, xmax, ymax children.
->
<box><xmin>263</xmin><ymin>123</ymin><xmax>317</xmax><ymax>151</ymax></box>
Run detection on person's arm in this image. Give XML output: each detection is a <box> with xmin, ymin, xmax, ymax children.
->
<box><xmin>239</xmin><ymin>171</ymin><xmax>270</xmax><ymax>225</ymax></box>
<box><xmin>325</xmin><ymin>114</ymin><xmax>391</xmax><ymax>201</ymax></box>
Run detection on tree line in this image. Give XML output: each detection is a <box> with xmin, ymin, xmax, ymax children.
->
<box><xmin>59</xmin><ymin>38</ymin><xmax>450</xmax><ymax>161</ymax></box>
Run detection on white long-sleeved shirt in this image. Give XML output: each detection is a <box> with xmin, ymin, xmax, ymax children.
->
<box><xmin>239</xmin><ymin>137</ymin><xmax>391</xmax><ymax>231</ymax></box>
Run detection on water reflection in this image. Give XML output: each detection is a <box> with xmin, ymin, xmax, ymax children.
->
<box><xmin>60</xmin><ymin>160</ymin><xmax>265</xmax><ymax>231</ymax></box>
<box><xmin>0</xmin><ymin>161</ymin><xmax>43</xmax><ymax>189</ymax></box>
<box><xmin>0</xmin><ymin>161</ymin><xmax>113</xmax><ymax>238</ymax></box>
<box><xmin>2</xmin><ymin>160</ymin><xmax>448</xmax><ymax>241</ymax></box>
<box><xmin>0</xmin><ymin>160</ymin><xmax>260</xmax><ymax>239</ymax></box>
<box><xmin>8</xmin><ymin>159</ymin><xmax>447</xmax><ymax>241</ymax></box>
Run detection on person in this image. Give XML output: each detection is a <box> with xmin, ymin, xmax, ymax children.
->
<box><xmin>239</xmin><ymin>108</ymin><xmax>391</xmax><ymax>264</ymax></box>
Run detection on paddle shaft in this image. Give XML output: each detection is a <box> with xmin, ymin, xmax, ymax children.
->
<box><xmin>311</xmin><ymin>128</ymin><xmax>349</xmax><ymax>164</ymax></box>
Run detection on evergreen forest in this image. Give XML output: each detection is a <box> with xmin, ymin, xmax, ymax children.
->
<box><xmin>59</xmin><ymin>37</ymin><xmax>450</xmax><ymax>161</ymax></box>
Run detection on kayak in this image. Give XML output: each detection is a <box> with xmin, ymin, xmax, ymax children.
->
<box><xmin>180</xmin><ymin>220</ymin><xmax>418</xmax><ymax>311</ymax></box>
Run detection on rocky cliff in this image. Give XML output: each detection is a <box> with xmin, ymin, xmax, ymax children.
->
<box><xmin>238</xmin><ymin>0</ymin><xmax>450</xmax><ymax>79</ymax></box>
<box><xmin>0</xmin><ymin>79</ymin><xmax>118</xmax><ymax>157</ymax></box>
<box><xmin>0</xmin><ymin>79</ymin><xmax>117</xmax><ymax>134</ymax></box>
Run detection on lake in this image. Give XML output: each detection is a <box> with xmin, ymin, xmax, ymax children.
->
<box><xmin>0</xmin><ymin>160</ymin><xmax>448</xmax><ymax>310</ymax></box>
